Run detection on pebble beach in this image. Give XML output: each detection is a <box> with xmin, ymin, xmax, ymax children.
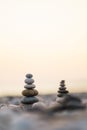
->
<box><xmin>0</xmin><ymin>93</ymin><xmax>86</xmax><ymax>130</ymax></box>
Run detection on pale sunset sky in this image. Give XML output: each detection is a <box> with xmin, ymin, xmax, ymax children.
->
<box><xmin>0</xmin><ymin>0</ymin><xmax>87</xmax><ymax>95</ymax></box>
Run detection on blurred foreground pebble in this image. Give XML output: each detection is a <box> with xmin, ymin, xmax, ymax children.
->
<box><xmin>0</xmin><ymin>95</ymin><xmax>86</xmax><ymax>130</ymax></box>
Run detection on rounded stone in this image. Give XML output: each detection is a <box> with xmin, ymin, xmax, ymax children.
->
<box><xmin>33</xmin><ymin>89</ymin><xmax>38</xmax><ymax>96</ymax></box>
<box><xmin>60</xmin><ymin>83</ymin><xmax>65</xmax><ymax>86</ymax></box>
<box><xmin>59</xmin><ymin>87</ymin><xmax>66</xmax><ymax>90</ymax></box>
<box><xmin>58</xmin><ymin>90</ymin><xmax>69</xmax><ymax>93</ymax></box>
<box><xmin>22</xmin><ymin>90</ymin><xmax>35</xmax><ymax>97</ymax></box>
<box><xmin>26</xmin><ymin>74</ymin><xmax>33</xmax><ymax>78</ymax></box>
<box><xmin>21</xmin><ymin>97</ymin><xmax>39</xmax><ymax>104</ymax></box>
<box><xmin>60</xmin><ymin>80</ymin><xmax>65</xmax><ymax>84</ymax></box>
<box><xmin>57</xmin><ymin>93</ymin><xmax>64</xmax><ymax>97</ymax></box>
<box><xmin>24</xmin><ymin>84</ymin><xmax>36</xmax><ymax>89</ymax></box>
<box><xmin>25</xmin><ymin>78</ymin><xmax>34</xmax><ymax>84</ymax></box>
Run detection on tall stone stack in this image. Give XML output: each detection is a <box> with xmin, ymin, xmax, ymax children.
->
<box><xmin>21</xmin><ymin>74</ymin><xmax>39</xmax><ymax>106</ymax></box>
<box><xmin>57</xmin><ymin>80</ymin><xmax>69</xmax><ymax>97</ymax></box>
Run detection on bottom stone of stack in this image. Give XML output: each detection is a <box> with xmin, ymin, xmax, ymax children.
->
<box><xmin>57</xmin><ymin>93</ymin><xmax>66</xmax><ymax>97</ymax></box>
<box><xmin>21</xmin><ymin>97</ymin><xmax>39</xmax><ymax>104</ymax></box>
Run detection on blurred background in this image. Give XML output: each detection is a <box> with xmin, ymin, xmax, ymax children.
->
<box><xmin>0</xmin><ymin>0</ymin><xmax>87</xmax><ymax>96</ymax></box>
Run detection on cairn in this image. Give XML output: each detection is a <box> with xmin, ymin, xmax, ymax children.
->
<box><xmin>55</xmin><ymin>80</ymin><xmax>86</xmax><ymax>110</ymax></box>
<box><xmin>57</xmin><ymin>80</ymin><xmax>69</xmax><ymax>97</ymax></box>
<box><xmin>21</xmin><ymin>74</ymin><xmax>39</xmax><ymax>108</ymax></box>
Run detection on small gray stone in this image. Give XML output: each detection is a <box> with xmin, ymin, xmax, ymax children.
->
<box><xmin>24</xmin><ymin>79</ymin><xmax>34</xmax><ymax>84</ymax></box>
<box><xmin>59</xmin><ymin>87</ymin><xmax>66</xmax><ymax>90</ymax></box>
<box><xmin>24</xmin><ymin>84</ymin><xmax>36</xmax><ymax>89</ymax></box>
<box><xmin>26</xmin><ymin>74</ymin><xmax>33</xmax><ymax>78</ymax></box>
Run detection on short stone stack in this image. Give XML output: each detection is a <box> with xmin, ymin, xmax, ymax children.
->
<box><xmin>57</xmin><ymin>80</ymin><xmax>69</xmax><ymax>97</ymax></box>
<box><xmin>21</xmin><ymin>74</ymin><xmax>39</xmax><ymax>106</ymax></box>
<box><xmin>55</xmin><ymin>80</ymin><xmax>86</xmax><ymax>110</ymax></box>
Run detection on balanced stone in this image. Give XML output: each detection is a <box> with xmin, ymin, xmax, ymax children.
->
<box><xmin>24</xmin><ymin>84</ymin><xmax>36</xmax><ymax>89</ymax></box>
<box><xmin>21</xmin><ymin>97</ymin><xmax>39</xmax><ymax>104</ymax></box>
<box><xmin>58</xmin><ymin>92</ymin><xmax>68</xmax><ymax>97</ymax></box>
<box><xmin>60</xmin><ymin>81</ymin><xmax>65</xmax><ymax>86</ymax></box>
<box><xmin>22</xmin><ymin>90</ymin><xmax>35</xmax><ymax>97</ymax></box>
<box><xmin>26</xmin><ymin>73</ymin><xmax>33</xmax><ymax>78</ymax></box>
<box><xmin>25</xmin><ymin>78</ymin><xmax>34</xmax><ymax>84</ymax></box>
<box><xmin>59</xmin><ymin>87</ymin><xmax>66</xmax><ymax>90</ymax></box>
<box><xmin>58</xmin><ymin>90</ymin><xmax>69</xmax><ymax>93</ymax></box>
<box><xmin>22</xmin><ymin>89</ymin><xmax>38</xmax><ymax>97</ymax></box>
<box><xmin>58</xmin><ymin>93</ymin><xmax>65</xmax><ymax>97</ymax></box>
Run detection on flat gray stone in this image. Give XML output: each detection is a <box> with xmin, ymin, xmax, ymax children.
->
<box><xmin>59</xmin><ymin>87</ymin><xmax>66</xmax><ymax>90</ymax></box>
<box><xmin>24</xmin><ymin>84</ymin><xmax>36</xmax><ymax>89</ymax></box>
<box><xmin>58</xmin><ymin>90</ymin><xmax>69</xmax><ymax>93</ymax></box>
<box><xmin>21</xmin><ymin>97</ymin><xmax>39</xmax><ymax>104</ymax></box>
<box><xmin>24</xmin><ymin>79</ymin><xmax>34</xmax><ymax>84</ymax></box>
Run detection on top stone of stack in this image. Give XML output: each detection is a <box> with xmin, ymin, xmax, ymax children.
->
<box><xmin>26</xmin><ymin>74</ymin><xmax>33</xmax><ymax>78</ymax></box>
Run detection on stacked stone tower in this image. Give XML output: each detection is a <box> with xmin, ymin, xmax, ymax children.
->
<box><xmin>56</xmin><ymin>80</ymin><xmax>86</xmax><ymax>110</ymax></box>
<box><xmin>57</xmin><ymin>80</ymin><xmax>69</xmax><ymax>97</ymax></box>
<box><xmin>21</xmin><ymin>73</ymin><xmax>39</xmax><ymax>105</ymax></box>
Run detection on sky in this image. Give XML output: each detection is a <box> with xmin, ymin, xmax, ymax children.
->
<box><xmin>0</xmin><ymin>0</ymin><xmax>87</xmax><ymax>95</ymax></box>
